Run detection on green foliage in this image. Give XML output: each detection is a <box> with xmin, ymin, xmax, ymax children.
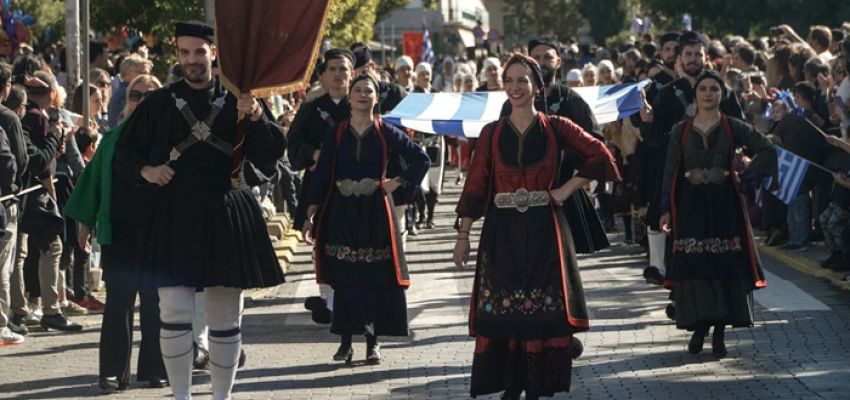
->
<box><xmin>376</xmin><ymin>0</ymin><xmax>411</xmax><ymax>23</ymax></box>
<box><xmin>326</xmin><ymin>0</ymin><xmax>380</xmax><ymax>47</ymax></box>
<box><xmin>640</xmin><ymin>0</ymin><xmax>850</xmax><ymax>36</ymax></box>
<box><xmin>502</xmin><ymin>0</ymin><xmax>586</xmax><ymax>44</ymax></box>
<box><xmin>91</xmin><ymin>0</ymin><xmax>205</xmax><ymax>42</ymax></box>
<box><xmin>14</xmin><ymin>0</ymin><xmax>66</xmax><ymax>46</ymax></box>
<box><xmin>577</xmin><ymin>0</ymin><xmax>627</xmax><ymax>44</ymax></box>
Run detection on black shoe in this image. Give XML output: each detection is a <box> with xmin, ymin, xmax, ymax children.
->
<box><xmin>688</xmin><ymin>329</ymin><xmax>706</xmax><ymax>354</ymax></box>
<box><xmin>365</xmin><ymin>343</ymin><xmax>382</xmax><ymax>365</ymax></box>
<box><xmin>40</xmin><ymin>314</ymin><xmax>82</xmax><ymax>332</ymax></box>
<box><xmin>711</xmin><ymin>331</ymin><xmax>727</xmax><ymax>358</ymax></box>
<box><xmin>311</xmin><ymin>307</ymin><xmax>332</xmax><ymax>324</ymax></box>
<box><xmin>333</xmin><ymin>344</ymin><xmax>353</xmax><ymax>364</ymax></box>
<box><xmin>99</xmin><ymin>377</ymin><xmax>127</xmax><ymax>392</ymax></box>
<box><xmin>7</xmin><ymin>319</ymin><xmax>28</xmax><ymax>336</ymax></box>
<box><xmin>193</xmin><ymin>345</ymin><xmax>209</xmax><ymax>370</ymax></box>
<box><xmin>304</xmin><ymin>296</ymin><xmax>327</xmax><ymax>311</ymax></box>
<box><xmin>238</xmin><ymin>349</ymin><xmax>247</xmax><ymax>368</ymax></box>
<box><xmin>570</xmin><ymin>337</ymin><xmax>584</xmax><ymax>360</ymax></box>
<box><xmin>821</xmin><ymin>253</ymin><xmax>841</xmax><ymax>268</ymax></box>
<box><xmin>501</xmin><ymin>389</ymin><xmax>522</xmax><ymax>400</ymax></box>
<box><xmin>147</xmin><ymin>377</ymin><xmax>168</xmax><ymax>389</ymax></box>
<box><xmin>643</xmin><ymin>266</ymin><xmax>664</xmax><ymax>285</ymax></box>
<box><xmin>665</xmin><ymin>302</ymin><xmax>676</xmax><ymax>320</ymax></box>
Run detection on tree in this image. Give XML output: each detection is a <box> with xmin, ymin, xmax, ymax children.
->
<box><xmin>91</xmin><ymin>0</ymin><xmax>205</xmax><ymax>43</ymax></box>
<box><xmin>640</xmin><ymin>0</ymin><xmax>850</xmax><ymax>36</ymax></box>
<box><xmin>13</xmin><ymin>0</ymin><xmax>66</xmax><ymax>46</ymax></box>
<box><xmin>375</xmin><ymin>0</ymin><xmax>411</xmax><ymax>23</ymax></box>
<box><xmin>325</xmin><ymin>0</ymin><xmax>380</xmax><ymax>47</ymax></box>
<box><xmin>577</xmin><ymin>0</ymin><xmax>627</xmax><ymax>44</ymax></box>
<box><xmin>502</xmin><ymin>0</ymin><xmax>586</xmax><ymax>44</ymax></box>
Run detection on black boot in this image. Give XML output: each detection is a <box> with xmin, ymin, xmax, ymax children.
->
<box><xmin>712</xmin><ymin>325</ymin><xmax>727</xmax><ymax>358</ymax></box>
<box><xmin>366</xmin><ymin>334</ymin><xmax>381</xmax><ymax>365</ymax></box>
<box><xmin>688</xmin><ymin>324</ymin><xmax>709</xmax><ymax>354</ymax></box>
<box><xmin>425</xmin><ymin>192</ymin><xmax>438</xmax><ymax>229</ymax></box>
<box><xmin>334</xmin><ymin>334</ymin><xmax>353</xmax><ymax>364</ymax></box>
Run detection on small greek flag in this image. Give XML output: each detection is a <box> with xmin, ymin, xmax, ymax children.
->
<box><xmin>421</xmin><ymin>27</ymin><xmax>434</xmax><ymax>63</ymax></box>
<box><xmin>385</xmin><ymin>80</ymin><xmax>650</xmax><ymax>138</ymax></box>
<box><xmin>775</xmin><ymin>90</ymin><xmax>805</xmax><ymax>117</ymax></box>
<box><xmin>763</xmin><ymin>146</ymin><xmax>810</xmax><ymax>205</ymax></box>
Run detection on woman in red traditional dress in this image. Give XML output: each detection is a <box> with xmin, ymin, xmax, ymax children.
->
<box><xmin>453</xmin><ymin>54</ymin><xmax>620</xmax><ymax>400</ymax></box>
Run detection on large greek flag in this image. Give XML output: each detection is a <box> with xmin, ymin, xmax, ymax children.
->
<box><xmin>385</xmin><ymin>80</ymin><xmax>650</xmax><ymax>138</ymax></box>
<box><xmin>763</xmin><ymin>146</ymin><xmax>810</xmax><ymax>205</ymax></box>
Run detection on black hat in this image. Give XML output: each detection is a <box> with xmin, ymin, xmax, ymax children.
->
<box><xmin>350</xmin><ymin>43</ymin><xmax>372</xmax><ymax>69</ymax></box>
<box><xmin>527</xmin><ymin>37</ymin><xmax>560</xmax><ymax>54</ymax></box>
<box><xmin>679</xmin><ymin>31</ymin><xmax>708</xmax><ymax>48</ymax></box>
<box><xmin>175</xmin><ymin>20</ymin><xmax>215</xmax><ymax>43</ymax></box>
<box><xmin>659</xmin><ymin>32</ymin><xmax>680</xmax><ymax>46</ymax></box>
<box><xmin>323</xmin><ymin>48</ymin><xmax>356</xmax><ymax>66</ymax></box>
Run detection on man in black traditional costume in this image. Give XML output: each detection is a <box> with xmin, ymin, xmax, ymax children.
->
<box><xmin>288</xmin><ymin>48</ymin><xmax>355</xmax><ymax>325</ymax></box>
<box><xmin>115</xmin><ymin>21</ymin><xmax>285</xmax><ymax>400</ymax></box>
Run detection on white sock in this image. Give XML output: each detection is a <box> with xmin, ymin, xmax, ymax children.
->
<box><xmin>205</xmin><ymin>287</ymin><xmax>243</xmax><ymax>400</ymax></box>
<box><xmin>193</xmin><ymin>291</ymin><xmax>208</xmax><ymax>350</ymax></box>
<box><xmin>319</xmin><ymin>284</ymin><xmax>334</xmax><ymax>311</ymax></box>
<box><xmin>647</xmin><ymin>228</ymin><xmax>666</xmax><ymax>276</ymax></box>
<box><xmin>158</xmin><ymin>287</ymin><xmax>196</xmax><ymax>400</ymax></box>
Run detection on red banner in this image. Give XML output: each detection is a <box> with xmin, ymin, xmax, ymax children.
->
<box><xmin>402</xmin><ymin>32</ymin><xmax>423</xmax><ymax>64</ymax></box>
<box><xmin>215</xmin><ymin>0</ymin><xmax>333</xmax><ymax>96</ymax></box>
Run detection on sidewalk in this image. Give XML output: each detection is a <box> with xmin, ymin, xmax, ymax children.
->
<box><xmin>758</xmin><ymin>237</ymin><xmax>850</xmax><ymax>291</ymax></box>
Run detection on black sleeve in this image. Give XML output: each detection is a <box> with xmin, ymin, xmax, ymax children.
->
<box><xmin>22</xmin><ymin>127</ymin><xmax>60</xmax><ymax>181</ymax></box>
<box><xmin>566</xmin><ymin>93</ymin><xmax>595</xmax><ymax>133</ymax></box>
<box><xmin>0</xmin><ymin>126</ymin><xmax>14</xmax><ymax>193</ymax></box>
<box><xmin>244</xmin><ymin>100</ymin><xmax>287</xmax><ymax>177</ymax></box>
<box><xmin>115</xmin><ymin>91</ymin><xmax>160</xmax><ymax>184</ymax></box>
<box><xmin>286</xmin><ymin>102</ymin><xmax>320</xmax><ymax>171</ymax></box>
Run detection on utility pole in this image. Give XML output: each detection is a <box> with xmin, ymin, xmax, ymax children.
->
<box><xmin>205</xmin><ymin>0</ymin><xmax>215</xmax><ymax>26</ymax></box>
<box><xmin>64</xmin><ymin>0</ymin><xmax>81</xmax><ymax>92</ymax></box>
<box><xmin>81</xmin><ymin>0</ymin><xmax>90</xmax><ymax>129</ymax></box>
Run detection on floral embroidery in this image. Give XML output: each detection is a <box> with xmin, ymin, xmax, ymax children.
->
<box><xmin>477</xmin><ymin>286</ymin><xmax>565</xmax><ymax>316</ymax></box>
<box><xmin>324</xmin><ymin>244</ymin><xmax>392</xmax><ymax>263</ymax></box>
<box><xmin>672</xmin><ymin>236</ymin><xmax>743</xmax><ymax>254</ymax></box>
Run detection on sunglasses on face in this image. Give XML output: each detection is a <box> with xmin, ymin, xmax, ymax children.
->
<box><xmin>129</xmin><ymin>90</ymin><xmax>151</xmax><ymax>101</ymax></box>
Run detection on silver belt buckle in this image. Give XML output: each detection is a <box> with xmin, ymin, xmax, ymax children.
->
<box><xmin>514</xmin><ymin>188</ymin><xmax>530</xmax><ymax>213</ymax></box>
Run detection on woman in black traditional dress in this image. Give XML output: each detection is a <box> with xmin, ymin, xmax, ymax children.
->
<box><xmin>453</xmin><ymin>54</ymin><xmax>619</xmax><ymax>400</ymax></box>
<box><xmin>659</xmin><ymin>70</ymin><xmax>776</xmax><ymax>358</ymax></box>
<box><xmin>303</xmin><ymin>73</ymin><xmax>429</xmax><ymax>364</ymax></box>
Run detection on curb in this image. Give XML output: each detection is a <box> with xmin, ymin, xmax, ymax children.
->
<box><xmin>758</xmin><ymin>244</ymin><xmax>850</xmax><ymax>291</ymax></box>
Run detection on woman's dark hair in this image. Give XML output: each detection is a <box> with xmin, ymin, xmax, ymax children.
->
<box><xmin>695</xmin><ymin>69</ymin><xmax>728</xmax><ymax>99</ymax></box>
<box><xmin>70</xmin><ymin>84</ymin><xmax>98</xmax><ymax>115</ymax></box>
<box><xmin>501</xmin><ymin>53</ymin><xmax>544</xmax><ymax>95</ymax></box>
<box><xmin>349</xmin><ymin>72</ymin><xmax>379</xmax><ymax>92</ymax></box>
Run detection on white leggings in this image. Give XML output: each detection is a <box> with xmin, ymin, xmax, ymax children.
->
<box><xmin>159</xmin><ymin>286</ymin><xmax>243</xmax><ymax>400</ymax></box>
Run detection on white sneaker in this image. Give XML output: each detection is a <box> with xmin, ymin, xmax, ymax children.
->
<box><xmin>1</xmin><ymin>327</ymin><xmax>25</xmax><ymax>345</ymax></box>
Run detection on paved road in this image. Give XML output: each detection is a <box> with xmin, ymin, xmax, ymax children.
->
<box><xmin>2</xmin><ymin>171</ymin><xmax>849</xmax><ymax>399</ymax></box>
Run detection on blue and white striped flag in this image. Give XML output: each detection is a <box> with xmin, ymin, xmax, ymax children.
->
<box><xmin>385</xmin><ymin>80</ymin><xmax>650</xmax><ymax>138</ymax></box>
<box><xmin>763</xmin><ymin>146</ymin><xmax>810</xmax><ymax>205</ymax></box>
<box><xmin>421</xmin><ymin>27</ymin><xmax>434</xmax><ymax>63</ymax></box>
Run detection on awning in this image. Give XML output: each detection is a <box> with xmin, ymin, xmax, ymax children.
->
<box><xmin>457</xmin><ymin>29</ymin><xmax>475</xmax><ymax>48</ymax></box>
